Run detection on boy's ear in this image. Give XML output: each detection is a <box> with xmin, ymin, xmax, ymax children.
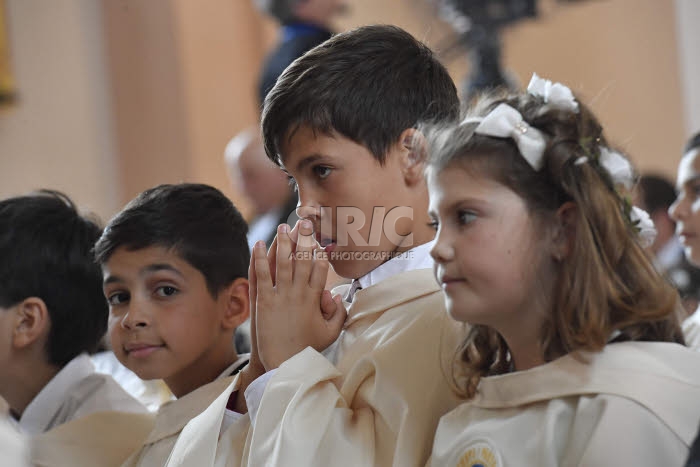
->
<box><xmin>397</xmin><ymin>128</ymin><xmax>428</xmax><ymax>186</ymax></box>
<box><xmin>551</xmin><ymin>202</ymin><xmax>577</xmax><ymax>261</ymax></box>
<box><xmin>221</xmin><ymin>278</ymin><xmax>250</xmax><ymax>330</ymax></box>
<box><xmin>12</xmin><ymin>297</ymin><xmax>50</xmax><ymax>349</ymax></box>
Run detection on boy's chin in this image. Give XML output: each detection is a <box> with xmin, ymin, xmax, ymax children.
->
<box><xmin>329</xmin><ymin>252</ymin><xmax>385</xmax><ymax>280</ymax></box>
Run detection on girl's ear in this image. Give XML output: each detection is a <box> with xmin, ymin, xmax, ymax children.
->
<box><xmin>551</xmin><ymin>202</ymin><xmax>577</xmax><ymax>261</ymax></box>
<box><xmin>398</xmin><ymin>128</ymin><xmax>428</xmax><ymax>186</ymax></box>
<box><xmin>221</xmin><ymin>278</ymin><xmax>250</xmax><ymax>330</ymax></box>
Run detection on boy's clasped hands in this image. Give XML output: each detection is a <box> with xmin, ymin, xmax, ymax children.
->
<box><xmin>248</xmin><ymin>219</ymin><xmax>347</xmax><ymax>374</ymax></box>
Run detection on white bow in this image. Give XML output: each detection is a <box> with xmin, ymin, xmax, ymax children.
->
<box><xmin>470</xmin><ymin>103</ymin><xmax>546</xmax><ymax>171</ymax></box>
<box><xmin>527</xmin><ymin>73</ymin><xmax>579</xmax><ymax>113</ymax></box>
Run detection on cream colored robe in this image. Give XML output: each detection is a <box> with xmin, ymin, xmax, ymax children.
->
<box><xmin>684</xmin><ymin>309</ymin><xmax>700</xmax><ymax>350</ymax></box>
<box><xmin>430</xmin><ymin>341</ymin><xmax>700</xmax><ymax>467</ymax></box>
<box><xmin>30</xmin><ymin>411</ymin><xmax>154</xmax><ymax>467</ymax></box>
<box><xmin>121</xmin><ymin>375</ymin><xmax>250</xmax><ymax>467</ymax></box>
<box><xmin>244</xmin><ymin>268</ymin><xmax>465</xmax><ymax>467</ymax></box>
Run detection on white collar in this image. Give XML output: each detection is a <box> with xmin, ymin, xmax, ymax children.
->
<box><xmin>355</xmin><ymin>240</ymin><xmax>435</xmax><ymax>290</ymax></box>
<box><xmin>19</xmin><ymin>353</ymin><xmax>95</xmax><ymax>435</ymax></box>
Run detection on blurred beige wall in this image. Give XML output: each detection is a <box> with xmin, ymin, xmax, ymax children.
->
<box><xmin>0</xmin><ymin>0</ymin><xmax>692</xmax><ymax>222</ymax></box>
<box><xmin>0</xmin><ymin>0</ymin><xmax>120</xmax><ymax>222</ymax></box>
<box><xmin>337</xmin><ymin>0</ymin><xmax>686</xmax><ymax>177</ymax></box>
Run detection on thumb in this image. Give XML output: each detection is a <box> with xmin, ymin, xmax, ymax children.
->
<box><xmin>326</xmin><ymin>294</ymin><xmax>347</xmax><ymax>332</ymax></box>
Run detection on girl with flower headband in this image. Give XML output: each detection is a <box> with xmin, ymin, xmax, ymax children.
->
<box><xmin>424</xmin><ymin>74</ymin><xmax>700</xmax><ymax>466</ymax></box>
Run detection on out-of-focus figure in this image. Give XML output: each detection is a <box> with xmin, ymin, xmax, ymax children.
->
<box><xmin>225</xmin><ymin>127</ymin><xmax>298</xmax><ymax>251</ymax></box>
<box><xmin>636</xmin><ymin>174</ymin><xmax>700</xmax><ymax>315</ymax></box>
<box><xmin>254</xmin><ymin>0</ymin><xmax>348</xmax><ymax>107</ymax></box>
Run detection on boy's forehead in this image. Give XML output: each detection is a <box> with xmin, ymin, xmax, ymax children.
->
<box><xmin>102</xmin><ymin>245</ymin><xmax>187</xmax><ymax>277</ymax></box>
<box><xmin>279</xmin><ymin>125</ymin><xmax>380</xmax><ymax>171</ymax></box>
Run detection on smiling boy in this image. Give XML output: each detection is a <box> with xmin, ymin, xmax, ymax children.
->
<box><xmin>94</xmin><ymin>184</ymin><xmax>251</xmax><ymax>466</ymax></box>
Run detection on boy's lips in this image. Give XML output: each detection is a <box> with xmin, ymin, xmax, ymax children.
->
<box><xmin>124</xmin><ymin>342</ymin><xmax>164</xmax><ymax>358</ymax></box>
<box><xmin>315</xmin><ymin>232</ymin><xmax>336</xmax><ymax>249</ymax></box>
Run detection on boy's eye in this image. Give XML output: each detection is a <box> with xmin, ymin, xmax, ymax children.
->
<box><xmin>457</xmin><ymin>210</ymin><xmax>477</xmax><ymax>226</ymax></box>
<box><xmin>287</xmin><ymin>175</ymin><xmax>298</xmax><ymax>192</ymax></box>
<box><xmin>155</xmin><ymin>286</ymin><xmax>178</xmax><ymax>297</ymax></box>
<box><xmin>107</xmin><ymin>291</ymin><xmax>130</xmax><ymax>306</ymax></box>
<box><xmin>312</xmin><ymin>166</ymin><xmax>332</xmax><ymax>179</ymax></box>
<box><xmin>427</xmin><ymin>220</ymin><xmax>439</xmax><ymax>231</ymax></box>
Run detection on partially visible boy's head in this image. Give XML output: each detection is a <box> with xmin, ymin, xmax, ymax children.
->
<box><xmin>0</xmin><ymin>191</ymin><xmax>105</xmax><ymax>369</ymax></box>
<box><xmin>94</xmin><ymin>184</ymin><xmax>250</xmax><ymax>297</ymax></box>
<box><xmin>262</xmin><ymin>24</ymin><xmax>460</xmax><ymax>167</ymax></box>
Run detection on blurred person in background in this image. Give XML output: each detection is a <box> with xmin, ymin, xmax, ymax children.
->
<box><xmin>669</xmin><ymin>131</ymin><xmax>700</xmax><ymax>349</ymax></box>
<box><xmin>636</xmin><ymin>173</ymin><xmax>700</xmax><ymax>316</ymax></box>
<box><xmin>254</xmin><ymin>0</ymin><xmax>348</xmax><ymax>107</ymax></box>
<box><xmin>225</xmin><ymin>127</ymin><xmax>298</xmax><ymax>251</ymax></box>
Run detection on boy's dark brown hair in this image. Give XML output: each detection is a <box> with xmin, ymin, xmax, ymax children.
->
<box><xmin>262</xmin><ymin>24</ymin><xmax>460</xmax><ymax>166</ymax></box>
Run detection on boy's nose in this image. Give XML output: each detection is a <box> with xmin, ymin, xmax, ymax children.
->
<box><xmin>296</xmin><ymin>192</ymin><xmax>321</xmax><ymax>221</ymax></box>
<box><xmin>120</xmin><ymin>305</ymin><xmax>150</xmax><ymax>330</ymax></box>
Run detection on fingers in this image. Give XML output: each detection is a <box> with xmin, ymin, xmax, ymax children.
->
<box><xmin>288</xmin><ymin>220</ymin><xmax>301</xmax><ymax>253</ymax></box>
<box><xmin>254</xmin><ymin>240</ymin><xmax>274</xmax><ymax>294</ymax></box>
<box><xmin>309</xmin><ymin>250</ymin><xmax>330</xmax><ymax>292</ymax></box>
<box><xmin>275</xmin><ymin>224</ymin><xmax>292</xmax><ymax>285</ymax></box>
<box><xmin>294</xmin><ymin>220</ymin><xmax>316</xmax><ymax>285</ymax></box>
<box><xmin>266</xmin><ymin>235</ymin><xmax>278</xmax><ymax>285</ymax></box>
<box><xmin>247</xmin><ymin>250</ymin><xmax>260</xmax><ymax>365</ymax></box>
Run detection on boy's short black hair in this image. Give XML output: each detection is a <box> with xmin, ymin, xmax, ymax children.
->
<box><xmin>684</xmin><ymin>131</ymin><xmax>700</xmax><ymax>155</ymax></box>
<box><xmin>94</xmin><ymin>184</ymin><xmax>250</xmax><ymax>298</ymax></box>
<box><xmin>262</xmin><ymin>24</ymin><xmax>460</xmax><ymax>166</ymax></box>
<box><xmin>0</xmin><ymin>190</ymin><xmax>106</xmax><ymax>367</ymax></box>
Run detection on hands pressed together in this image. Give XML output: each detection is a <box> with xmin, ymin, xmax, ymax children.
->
<box><xmin>234</xmin><ymin>220</ymin><xmax>347</xmax><ymax>413</ymax></box>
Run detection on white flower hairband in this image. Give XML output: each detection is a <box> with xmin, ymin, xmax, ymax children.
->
<box><xmin>527</xmin><ymin>73</ymin><xmax>579</xmax><ymax>113</ymax></box>
<box><xmin>459</xmin><ymin>73</ymin><xmax>655</xmax><ymax>246</ymax></box>
<box><xmin>459</xmin><ymin>73</ymin><xmax>578</xmax><ymax>171</ymax></box>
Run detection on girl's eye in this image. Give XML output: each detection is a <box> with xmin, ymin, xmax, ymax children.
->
<box><xmin>155</xmin><ymin>286</ymin><xmax>178</xmax><ymax>297</ymax></box>
<box><xmin>107</xmin><ymin>292</ymin><xmax>130</xmax><ymax>306</ymax></box>
<box><xmin>427</xmin><ymin>220</ymin><xmax>439</xmax><ymax>231</ymax></box>
<box><xmin>313</xmin><ymin>166</ymin><xmax>332</xmax><ymax>179</ymax></box>
<box><xmin>457</xmin><ymin>210</ymin><xmax>477</xmax><ymax>226</ymax></box>
<box><xmin>287</xmin><ymin>176</ymin><xmax>298</xmax><ymax>192</ymax></box>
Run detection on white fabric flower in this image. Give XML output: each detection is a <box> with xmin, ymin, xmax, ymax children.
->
<box><xmin>630</xmin><ymin>206</ymin><xmax>656</xmax><ymax>248</ymax></box>
<box><xmin>527</xmin><ymin>73</ymin><xmax>579</xmax><ymax>113</ymax></box>
<box><xmin>599</xmin><ymin>147</ymin><xmax>635</xmax><ymax>189</ymax></box>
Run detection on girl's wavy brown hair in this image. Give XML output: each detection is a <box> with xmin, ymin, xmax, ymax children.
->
<box><xmin>425</xmin><ymin>90</ymin><xmax>685</xmax><ymax>399</ymax></box>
